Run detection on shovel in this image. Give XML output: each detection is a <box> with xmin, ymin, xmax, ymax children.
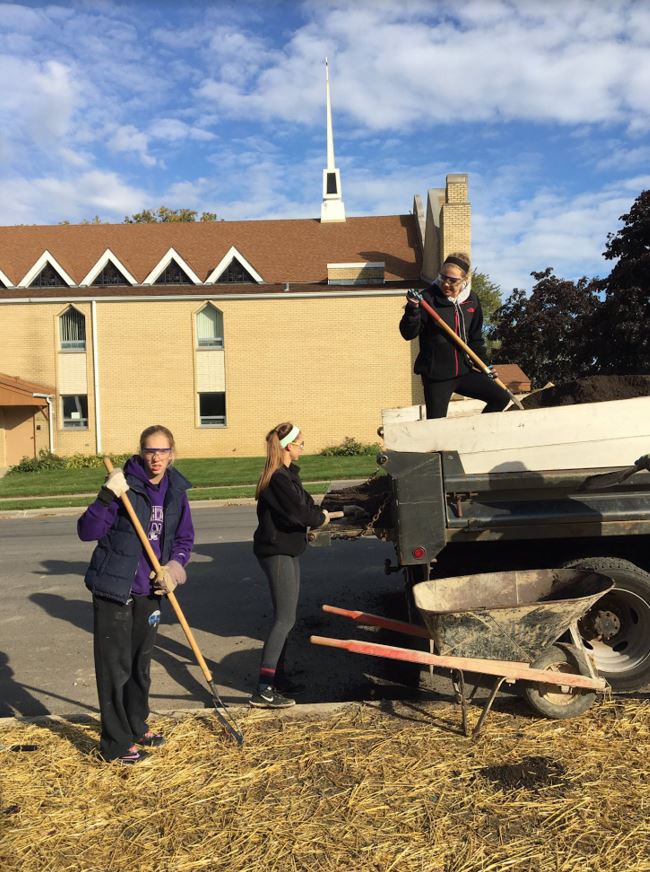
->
<box><xmin>581</xmin><ymin>455</ymin><xmax>650</xmax><ymax>491</ymax></box>
<box><xmin>407</xmin><ymin>289</ymin><xmax>525</xmax><ymax>410</ymax></box>
<box><xmin>102</xmin><ymin>457</ymin><xmax>244</xmax><ymax>746</ymax></box>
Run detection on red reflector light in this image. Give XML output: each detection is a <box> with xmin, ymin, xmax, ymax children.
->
<box><xmin>412</xmin><ymin>546</ymin><xmax>426</xmax><ymax>559</ymax></box>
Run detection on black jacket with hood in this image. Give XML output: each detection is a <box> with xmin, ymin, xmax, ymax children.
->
<box><xmin>399</xmin><ymin>282</ymin><xmax>488</xmax><ymax>381</ymax></box>
<box><xmin>254</xmin><ymin>463</ymin><xmax>326</xmax><ymax>558</ymax></box>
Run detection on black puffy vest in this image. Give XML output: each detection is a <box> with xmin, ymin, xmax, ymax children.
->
<box><xmin>84</xmin><ymin>466</ymin><xmax>190</xmax><ymax>603</ymax></box>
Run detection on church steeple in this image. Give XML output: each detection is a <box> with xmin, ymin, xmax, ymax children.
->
<box><xmin>320</xmin><ymin>59</ymin><xmax>346</xmax><ymax>223</ymax></box>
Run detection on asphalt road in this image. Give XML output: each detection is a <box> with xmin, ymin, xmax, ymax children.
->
<box><xmin>1</xmin><ymin>505</ymin><xmax>432</xmax><ymax>719</ymax></box>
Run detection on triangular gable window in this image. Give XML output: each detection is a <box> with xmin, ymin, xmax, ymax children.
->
<box><xmin>31</xmin><ymin>263</ymin><xmax>68</xmax><ymax>288</ymax></box>
<box><xmin>219</xmin><ymin>259</ymin><xmax>256</xmax><ymax>283</ymax></box>
<box><xmin>154</xmin><ymin>260</ymin><xmax>193</xmax><ymax>285</ymax></box>
<box><xmin>92</xmin><ymin>261</ymin><xmax>130</xmax><ymax>286</ymax></box>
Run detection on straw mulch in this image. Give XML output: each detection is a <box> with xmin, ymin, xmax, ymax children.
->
<box><xmin>1</xmin><ymin>699</ymin><xmax>648</xmax><ymax>872</ymax></box>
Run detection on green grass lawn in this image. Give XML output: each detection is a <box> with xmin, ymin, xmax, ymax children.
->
<box><xmin>0</xmin><ymin>454</ymin><xmax>378</xmax><ymax>504</ymax></box>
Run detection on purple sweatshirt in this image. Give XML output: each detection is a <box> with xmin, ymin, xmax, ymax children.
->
<box><xmin>77</xmin><ymin>456</ymin><xmax>194</xmax><ymax>596</ymax></box>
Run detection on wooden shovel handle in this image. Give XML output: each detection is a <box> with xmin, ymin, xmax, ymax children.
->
<box><xmin>102</xmin><ymin>456</ymin><xmax>214</xmax><ymax>684</ymax></box>
<box><xmin>417</xmin><ymin>296</ymin><xmax>524</xmax><ymax>410</ymax></box>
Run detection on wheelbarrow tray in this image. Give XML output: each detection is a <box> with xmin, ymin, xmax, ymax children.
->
<box><xmin>413</xmin><ymin>568</ymin><xmax>613</xmax><ymax>662</ymax></box>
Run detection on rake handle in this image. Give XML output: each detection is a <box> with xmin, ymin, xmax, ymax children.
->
<box><xmin>416</xmin><ymin>295</ymin><xmax>524</xmax><ymax>410</ymax></box>
<box><xmin>102</xmin><ymin>456</ymin><xmax>214</xmax><ymax>684</ymax></box>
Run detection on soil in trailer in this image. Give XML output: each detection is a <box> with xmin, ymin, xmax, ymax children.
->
<box><xmin>519</xmin><ymin>374</ymin><xmax>650</xmax><ymax>409</ymax></box>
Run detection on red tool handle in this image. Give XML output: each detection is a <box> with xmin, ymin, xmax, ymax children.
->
<box><xmin>322</xmin><ymin>604</ymin><xmax>431</xmax><ymax>638</ymax></box>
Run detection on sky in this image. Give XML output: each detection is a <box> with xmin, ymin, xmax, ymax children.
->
<box><xmin>0</xmin><ymin>0</ymin><xmax>649</xmax><ymax>294</ymax></box>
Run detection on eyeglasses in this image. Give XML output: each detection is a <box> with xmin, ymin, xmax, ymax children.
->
<box><xmin>438</xmin><ymin>273</ymin><xmax>463</xmax><ymax>286</ymax></box>
<box><xmin>142</xmin><ymin>448</ymin><xmax>172</xmax><ymax>456</ymax></box>
<box><xmin>290</xmin><ymin>441</ymin><xmax>305</xmax><ymax>449</ymax></box>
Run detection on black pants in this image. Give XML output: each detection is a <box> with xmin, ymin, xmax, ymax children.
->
<box><xmin>422</xmin><ymin>371</ymin><xmax>510</xmax><ymax>419</ymax></box>
<box><xmin>93</xmin><ymin>594</ymin><xmax>161</xmax><ymax>760</ymax></box>
<box><xmin>256</xmin><ymin>554</ymin><xmax>301</xmax><ymax>680</ymax></box>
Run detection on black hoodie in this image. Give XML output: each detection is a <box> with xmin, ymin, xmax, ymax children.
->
<box><xmin>399</xmin><ymin>283</ymin><xmax>488</xmax><ymax>381</ymax></box>
<box><xmin>253</xmin><ymin>463</ymin><xmax>326</xmax><ymax>557</ymax></box>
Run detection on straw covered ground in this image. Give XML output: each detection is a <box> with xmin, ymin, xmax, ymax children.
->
<box><xmin>1</xmin><ymin>699</ymin><xmax>649</xmax><ymax>872</ymax></box>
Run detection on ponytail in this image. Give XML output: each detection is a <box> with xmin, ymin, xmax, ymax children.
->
<box><xmin>255</xmin><ymin>422</ymin><xmax>295</xmax><ymax>499</ymax></box>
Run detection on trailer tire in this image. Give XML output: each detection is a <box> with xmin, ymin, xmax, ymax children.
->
<box><xmin>522</xmin><ymin>643</ymin><xmax>596</xmax><ymax>720</ymax></box>
<box><xmin>562</xmin><ymin>557</ymin><xmax>650</xmax><ymax>692</ymax></box>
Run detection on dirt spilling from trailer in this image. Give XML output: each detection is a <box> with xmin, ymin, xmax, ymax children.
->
<box><xmin>322</xmin><ymin>474</ymin><xmax>393</xmax><ymax>530</ymax></box>
<box><xmin>519</xmin><ymin>374</ymin><xmax>650</xmax><ymax>409</ymax></box>
<box><xmin>1</xmin><ymin>700</ymin><xmax>648</xmax><ymax>872</ymax></box>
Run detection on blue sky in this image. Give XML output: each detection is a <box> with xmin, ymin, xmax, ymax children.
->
<box><xmin>1</xmin><ymin>0</ymin><xmax>649</xmax><ymax>293</ymax></box>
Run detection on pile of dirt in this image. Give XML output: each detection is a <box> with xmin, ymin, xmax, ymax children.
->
<box><xmin>520</xmin><ymin>375</ymin><xmax>650</xmax><ymax>409</ymax></box>
<box><xmin>322</xmin><ymin>474</ymin><xmax>393</xmax><ymax>530</ymax></box>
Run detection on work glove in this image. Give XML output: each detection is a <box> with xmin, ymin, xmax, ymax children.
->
<box><xmin>634</xmin><ymin>454</ymin><xmax>650</xmax><ymax>471</ymax></box>
<box><xmin>319</xmin><ymin>509</ymin><xmax>331</xmax><ymax>528</ymax></box>
<box><xmin>97</xmin><ymin>469</ymin><xmax>129</xmax><ymax>505</ymax></box>
<box><xmin>405</xmin><ymin>289</ymin><xmax>422</xmax><ymax>306</ymax></box>
<box><xmin>343</xmin><ymin>504</ymin><xmax>367</xmax><ymax>521</ymax></box>
<box><xmin>150</xmin><ymin>559</ymin><xmax>187</xmax><ymax>595</ymax></box>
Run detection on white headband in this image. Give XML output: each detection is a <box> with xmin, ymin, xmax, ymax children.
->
<box><xmin>279</xmin><ymin>425</ymin><xmax>300</xmax><ymax>448</ymax></box>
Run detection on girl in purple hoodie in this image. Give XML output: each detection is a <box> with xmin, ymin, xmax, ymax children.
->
<box><xmin>78</xmin><ymin>425</ymin><xmax>194</xmax><ymax>764</ymax></box>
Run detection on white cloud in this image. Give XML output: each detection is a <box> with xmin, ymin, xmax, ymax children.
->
<box><xmin>151</xmin><ymin>118</ymin><xmax>216</xmax><ymax>143</ymax></box>
<box><xmin>107</xmin><ymin>125</ymin><xmax>157</xmax><ymax>167</ymax></box>
<box><xmin>472</xmin><ymin>176</ymin><xmax>650</xmax><ymax>294</ymax></box>
<box><xmin>196</xmin><ymin>0</ymin><xmax>650</xmax><ymax>130</ymax></box>
<box><xmin>0</xmin><ymin>170</ymin><xmax>148</xmax><ymax>225</ymax></box>
<box><xmin>0</xmin><ymin>57</ymin><xmax>77</xmax><ymax>145</ymax></box>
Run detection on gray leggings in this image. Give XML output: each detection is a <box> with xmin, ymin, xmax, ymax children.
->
<box><xmin>256</xmin><ymin>554</ymin><xmax>301</xmax><ymax>674</ymax></box>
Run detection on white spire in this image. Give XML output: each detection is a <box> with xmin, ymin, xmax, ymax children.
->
<box><xmin>321</xmin><ymin>58</ymin><xmax>345</xmax><ymax>223</ymax></box>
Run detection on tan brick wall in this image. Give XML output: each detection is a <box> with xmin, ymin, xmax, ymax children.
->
<box><xmin>0</xmin><ymin>294</ymin><xmax>422</xmax><ymax>458</ymax></box>
<box><xmin>441</xmin><ymin>174</ymin><xmax>471</xmax><ymax>263</ymax></box>
<box><xmin>327</xmin><ymin>265</ymin><xmax>384</xmax><ymax>282</ymax></box>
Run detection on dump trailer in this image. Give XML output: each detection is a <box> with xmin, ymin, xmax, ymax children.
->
<box><xmin>319</xmin><ymin>396</ymin><xmax>650</xmax><ymax>692</ymax></box>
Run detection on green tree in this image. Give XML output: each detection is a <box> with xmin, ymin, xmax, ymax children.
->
<box><xmin>471</xmin><ymin>270</ymin><xmax>502</xmax><ymax>351</ymax></box>
<box><xmin>593</xmin><ymin>190</ymin><xmax>650</xmax><ymax>373</ymax></box>
<box><xmin>123</xmin><ymin>206</ymin><xmax>219</xmax><ymax>223</ymax></box>
<box><xmin>488</xmin><ymin>269</ymin><xmax>601</xmax><ymax>387</ymax></box>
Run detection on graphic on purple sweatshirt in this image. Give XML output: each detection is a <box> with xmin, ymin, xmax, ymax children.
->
<box><xmin>77</xmin><ymin>455</ymin><xmax>194</xmax><ymax>597</ymax></box>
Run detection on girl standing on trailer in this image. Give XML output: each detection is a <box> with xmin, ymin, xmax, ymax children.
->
<box><xmin>399</xmin><ymin>252</ymin><xmax>510</xmax><ymax>419</ymax></box>
<box><xmin>78</xmin><ymin>425</ymin><xmax>194</xmax><ymax>764</ymax></box>
<box><xmin>250</xmin><ymin>422</ymin><xmax>330</xmax><ymax>708</ymax></box>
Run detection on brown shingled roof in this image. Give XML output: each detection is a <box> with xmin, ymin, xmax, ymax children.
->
<box><xmin>0</xmin><ymin>215</ymin><xmax>421</xmax><ymax>286</ymax></box>
<box><xmin>492</xmin><ymin>363</ymin><xmax>532</xmax><ymax>392</ymax></box>
<box><xmin>0</xmin><ymin>372</ymin><xmax>55</xmax><ymax>406</ymax></box>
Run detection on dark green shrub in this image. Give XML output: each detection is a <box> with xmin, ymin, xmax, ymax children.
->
<box><xmin>319</xmin><ymin>436</ymin><xmax>381</xmax><ymax>457</ymax></box>
<box><xmin>7</xmin><ymin>450</ymin><xmax>131</xmax><ymax>474</ymax></box>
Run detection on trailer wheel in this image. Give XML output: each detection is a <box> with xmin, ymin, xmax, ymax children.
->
<box><xmin>563</xmin><ymin>557</ymin><xmax>650</xmax><ymax>692</ymax></box>
<box><xmin>522</xmin><ymin>643</ymin><xmax>596</xmax><ymax>720</ymax></box>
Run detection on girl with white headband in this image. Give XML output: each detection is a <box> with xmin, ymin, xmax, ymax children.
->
<box><xmin>250</xmin><ymin>421</ymin><xmax>330</xmax><ymax>708</ymax></box>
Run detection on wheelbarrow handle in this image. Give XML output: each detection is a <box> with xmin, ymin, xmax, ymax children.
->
<box><xmin>310</xmin><ymin>636</ymin><xmax>607</xmax><ymax>691</ymax></box>
<box><xmin>322</xmin><ymin>604</ymin><xmax>431</xmax><ymax>638</ymax></box>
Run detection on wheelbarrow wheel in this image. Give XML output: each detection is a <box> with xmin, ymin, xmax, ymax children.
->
<box><xmin>522</xmin><ymin>643</ymin><xmax>596</xmax><ymax>720</ymax></box>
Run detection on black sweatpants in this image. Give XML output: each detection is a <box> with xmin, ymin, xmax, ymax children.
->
<box><xmin>93</xmin><ymin>594</ymin><xmax>161</xmax><ymax>760</ymax></box>
<box><xmin>422</xmin><ymin>371</ymin><xmax>511</xmax><ymax>419</ymax></box>
<box><xmin>256</xmin><ymin>554</ymin><xmax>301</xmax><ymax>682</ymax></box>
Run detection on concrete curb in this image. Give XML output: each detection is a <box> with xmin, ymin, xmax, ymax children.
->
<box><xmin>0</xmin><ymin>700</ymin><xmax>365</xmax><ymax>731</ymax></box>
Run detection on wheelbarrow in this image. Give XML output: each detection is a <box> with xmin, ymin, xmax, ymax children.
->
<box><xmin>311</xmin><ymin>569</ymin><xmax>612</xmax><ymax>738</ymax></box>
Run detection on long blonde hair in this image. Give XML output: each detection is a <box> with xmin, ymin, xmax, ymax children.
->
<box><xmin>255</xmin><ymin>422</ymin><xmax>295</xmax><ymax>499</ymax></box>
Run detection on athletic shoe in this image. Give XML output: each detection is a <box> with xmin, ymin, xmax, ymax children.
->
<box><xmin>249</xmin><ymin>686</ymin><xmax>296</xmax><ymax>709</ymax></box>
<box><xmin>136</xmin><ymin>731</ymin><xmax>166</xmax><ymax>748</ymax></box>
<box><xmin>117</xmin><ymin>745</ymin><xmax>152</xmax><ymax>765</ymax></box>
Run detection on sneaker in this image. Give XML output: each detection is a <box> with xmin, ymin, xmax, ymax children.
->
<box><xmin>117</xmin><ymin>745</ymin><xmax>152</xmax><ymax>765</ymax></box>
<box><xmin>136</xmin><ymin>731</ymin><xmax>166</xmax><ymax>748</ymax></box>
<box><xmin>249</xmin><ymin>686</ymin><xmax>296</xmax><ymax>709</ymax></box>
